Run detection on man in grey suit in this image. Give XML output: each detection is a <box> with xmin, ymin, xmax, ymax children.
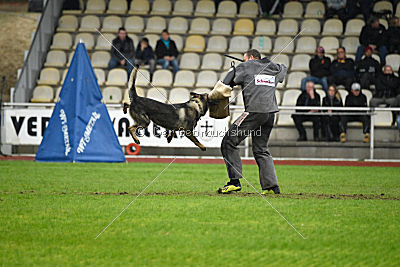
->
<box><xmin>218</xmin><ymin>49</ymin><xmax>288</xmax><ymax>194</ymax></box>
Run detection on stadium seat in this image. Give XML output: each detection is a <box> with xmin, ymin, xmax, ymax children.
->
<box><xmin>300</xmin><ymin>19</ymin><xmax>321</xmax><ymax>36</ymax></box>
<box><xmin>223</xmin><ymin>53</ymin><xmax>242</xmax><ymax>69</ymax></box>
<box><xmin>101</xmin><ymin>16</ymin><xmax>122</xmax><ymax>33</ymax></box>
<box><xmin>143</xmin><ymin>34</ymin><xmax>159</xmax><ymax>49</ymax></box>
<box><xmin>93</xmin><ymin>68</ymin><xmax>106</xmax><ymax>85</ymax></box>
<box><xmin>275</xmin><ymin>90</ymin><xmax>281</xmax><ymax>105</ymax></box>
<box><xmin>125</xmin><ymin>16</ymin><xmax>145</xmax><ymax>33</ymax></box>
<box><xmin>255</xmin><ymin>19</ymin><xmax>276</xmax><ymax>35</ymax></box>
<box><xmin>201</xmin><ymin>53</ymin><xmax>223</xmax><ymax>70</ymax></box>
<box><xmin>363</xmin><ymin>89</ymin><xmax>373</xmax><ymax>103</ymax></box>
<box><xmin>105</xmin><ymin>68</ymin><xmax>127</xmax><ymax>86</ymax></box>
<box><xmin>237</xmin><ymin>1</ymin><xmax>258</xmax><ymax>18</ymax></box>
<box><xmin>44</xmin><ymin>50</ymin><xmax>67</xmax><ymax>67</ymax></box>
<box><xmin>319</xmin><ymin>37</ymin><xmax>339</xmax><ymax>54</ymax></box>
<box><xmin>196</xmin><ymin>70</ymin><xmax>218</xmax><ymax>88</ymax></box>
<box><xmin>251</xmin><ymin>36</ymin><xmax>272</xmax><ymax>53</ymax></box>
<box><xmin>170</xmin><ymin>34</ymin><xmax>183</xmax><ymax>51</ymax></box>
<box><xmin>37</xmin><ymin>68</ymin><xmax>60</xmax><ymax>86</ymax></box>
<box><xmin>322</xmin><ymin>19</ymin><xmax>343</xmax><ymax>36</ymax></box>
<box><xmin>107</xmin><ymin>0</ymin><xmax>127</xmax><ymax>14</ymax></box>
<box><xmin>173</xmin><ymin>70</ymin><xmax>195</xmax><ymax>87</ymax></box>
<box><xmin>206</xmin><ymin>36</ymin><xmax>227</xmax><ymax>53</ymax></box>
<box><xmin>286</xmin><ymin>72</ymin><xmax>307</xmax><ymax>89</ymax></box>
<box><xmin>373</xmin><ymin>1</ymin><xmax>393</xmax><ymax>13</ymax></box>
<box><xmin>123</xmin><ymin>87</ymin><xmax>146</xmax><ymax>103</ymax></box>
<box><xmin>194</xmin><ymin>1</ymin><xmax>215</xmax><ymax>17</ymax></box>
<box><xmin>63</xmin><ymin>0</ymin><xmax>83</xmax><ymax>14</ymax></box>
<box><xmin>53</xmin><ymin>86</ymin><xmax>62</xmax><ymax>102</ymax></box>
<box><xmin>282</xmin><ymin>1</ymin><xmax>303</xmax><ymax>18</ymax></box>
<box><xmin>375</xmin><ymin>111</ymin><xmax>393</xmax><ymax>127</ymax></box>
<box><xmin>91</xmin><ymin>51</ymin><xmax>110</xmax><ymax>68</ymax></box>
<box><xmin>84</xmin><ymin>0</ymin><xmax>106</xmax><ymax>14</ymax></box>
<box><xmin>151</xmin><ymin>0</ymin><xmax>172</xmax><ymax>16</ymax></box>
<box><xmin>342</xmin><ymin>37</ymin><xmax>360</xmax><ymax>54</ymax></box>
<box><xmin>61</xmin><ymin>69</ymin><xmax>69</xmax><ymax>85</ymax></box>
<box><xmin>273</xmin><ymin>36</ymin><xmax>294</xmax><ymax>53</ymax></box>
<box><xmin>168</xmin><ymin>17</ymin><xmax>188</xmax><ymax>34</ymax></box>
<box><xmin>210</xmin><ymin>18</ymin><xmax>232</xmax><ymax>35</ymax></box>
<box><xmin>31</xmin><ymin>86</ymin><xmax>54</xmax><ymax>103</ymax></box>
<box><xmin>95</xmin><ymin>33</ymin><xmax>115</xmax><ymax>50</ymax></box>
<box><xmin>147</xmin><ymin>87</ymin><xmax>168</xmax><ymax>103</ymax></box>
<box><xmin>338</xmin><ymin>89</ymin><xmax>348</xmax><ymax>101</ymax></box>
<box><xmin>386</xmin><ymin>54</ymin><xmax>400</xmax><ymax>71</ymax></box>
<box><xmin>57</xmin><ymin>15</ymin><xmax>78</xmax><ymax>32</ymax></box>
<box><xmin>172</xmin><ymin>0</ymin><xmax>193</xmax><ymax>16</ymax></box>
<box><xmin>184</xmin><ymin>35</ymin><xmax>205</xmax><ymax>53</ymax></box>
<box><xmin>271</xmin><ymin>54</ymin><xmax>290</xmax><ymax>69</ymax></box>
<box><xmin>233</xmin><ymin>19</ymin><xmax>254</xmax><ymax>36</ymax></box>
<box><xmin>136</xmin><ymin>69</ymin><xmax>151</xmax><ymax>87</ymax></box>
<box><xmin>74</xmin><ymin>33</ymin><xmax>95</xmax><ymax>50</ymax></box>
<box><xmin>169</xmin><ymin>88</ymin><xmax>190</xmax><ymax>103</ymax></box>
<box><xmin>128</xmin><ymin>0</ymin><xmax>150</xmax><ymax>15</ymax></box>
<box><xmin>379</xmin><ymin>19</ymin><xmax>389</xmax><ymax>29</ymax></box>
<box><xmin>66</xmin><ymin>52</ymin><xmax>74</xmax><ymax>67</ymax></box>
<box><xmin>344</xmin><ymin>19</ymin><xmax>365</xmax><ymax>36</ymax></box>
<box><xmin>145</xmin><ymin>16</ymin><xmax>166</xmax><ymax>34</ymax></box>
<box><xmin>216</xmin><ymin>0</ymin><xmax>237</xmax><ymax>18</ymax></box>
<box><xmin>291</xmin><ymin>55</ymin><xmax>311</xmax><ymax>71</ymax></box>
<box><xmin>50</xmin><ymin>33</ymin><xmax>72</xmax><ymax>50</ymax></box>
<box><xmin>189</xmin><ymin>18</ymin><xmax>210</xmax><ymax>34</ymax></box>
<box><xmin>180</xmin><ymin>53</ymin><xmax>200</xmax><ymax>70</ymax></box>
<box><xmin>228</xmin><ymin>36</ymin><xmax>249</xmax><ymax>53</ymax></box>
<box><xmin>79</xmin><ymin>15</ymin><xmax>100</xmax><ymax>32</ymax></box>
<box><xmin>152</xmin><ymin>69</ymin><xmax>173</xmax><ymax>87</ymax></box>
<box><xmin>192</xmin><ymin>88</ymin><xmax>211</xmax><ymax>94</ymax></box>
<box><xmin>295</xmin><ymin>37</ymin><xmax>317</xmax><ymax>54</ymax></box>
<box><xmin>277</xmin><ymin>89</ymin><xmax>302</xmax><ymax>126</ymax></box>
<box><xmin>235</xmin><ymin>91</ymin><xmax>244</xmax><ymax>105</ymax></box>
<box><xmin>102</xmin><ymin>87</ymin><xmax>122</xmax><ymax>103</ymax></box>
<box><xmin>304</xmin><ymin>1</ymin><xmax>325</xmax><ymax>18</ymax></box>
<box><xmin>277</xmin><ymin>19</ymin><xmax>298</xmax><ymax>36</ymax></box>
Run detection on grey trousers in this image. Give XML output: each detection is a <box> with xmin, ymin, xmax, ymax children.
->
<box><xmin>221</xmin><ymin>112</ymin><xmax>278</xmax><ymax>190</ymax></box>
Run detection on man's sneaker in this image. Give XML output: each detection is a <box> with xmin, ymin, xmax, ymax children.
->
<box><xmin>363</xmin><ymin>133</ymin><xmax>370</xmax><ymax>143</ymax></box>
<box><xmin>340</xmin><ymin>132</ymin><xmax>346</xmax><ymax>143</ymax></box>
<box><xmin>217</xmin><ymin>181</ymin><xmax>241</xmax><ymax>194</ymax></box>
<box><xmin>262</xmin><ymin>186</ymin><xmax>280</xmax><ymax>195</ymax></box>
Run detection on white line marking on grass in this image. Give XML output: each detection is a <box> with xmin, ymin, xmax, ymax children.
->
<box><xmin>223</xmin><ymin>157</ymin><xmax>307</xmax><ymax>239</ymax></box>
<box><xmin>94</xmin><ymin>157</ymin><xmax>176</xmax><ymax>239</ymax></box>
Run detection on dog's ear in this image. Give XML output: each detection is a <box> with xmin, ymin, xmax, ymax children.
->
<box><xmin>190</xmin><ymin>92</ymin><xmax>200</xmax><ymax>98</ymax></box>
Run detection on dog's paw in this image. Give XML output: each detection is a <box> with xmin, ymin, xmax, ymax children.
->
<box><xmin>167</xmin><ymin>136</ymin><xmax>172</xmax><ymax>143</ymax></box>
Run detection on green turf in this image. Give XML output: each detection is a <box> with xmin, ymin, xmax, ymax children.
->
<box><xmin>0</xmin><ymin>161</ymin><xmax>399</xmax><ymax>266</ymax></box>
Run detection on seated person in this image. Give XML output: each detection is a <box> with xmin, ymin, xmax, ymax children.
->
<box><xmin>346</xmin><ymin>0</ymin><xmax>373</xmax><ymax>21</ymax></box>
<box><xmin>155</xmin><ymin>29</ymin><xmax>179</xmax><ymax>74</ymax></box>
<box><xmin>328</xmin><ymin>47</ymin><xmax>355</xmax><ymax>92</ymax></box>
<box><xmin>356</xmin><ymin>17</ymin><xmax>387</xmax><ymax>65</ymax></box>
<box><xmin>385</xmin><ymin>16</ymin><xmax>400</xmax><ymax>54</ymax></box>
<box><xmin>370</xmin><ymin>65</ymin><xmax>400</xmax><ymax>107</ymax></box>
<box><xmin>301</xmin><ymin>46</ymin><xmax>331</xmax><ymax>93</ymax></box>
<box><xmin>355</xmin><ymin>46</ymin><xmax>380</xmax><ymax>89</ymax></box>
<box><xmin>322</xmin><ymin>85</ymin><xmax>343</xmax><ymax>142</ymax></box>
<box><xmin>326</xmin><ymin>0</ymin><xmax>346</xmax><ymax>22</ymax></box>
<box><xmin>108</xmin><ymin>27</ymin><xmax>135</xmax><ymax>77</ymax></box>
<box><xmin>339</xmin><ymin>83</ymin><xmax>370</xmax><ymax>143</ymax></box>
<box><xmin>292</xmin><ymin>81</ymin><xmax>321</xmax><ymax>141</ymax></box>
<box><xmin>135</xmin><ymin>37</ymin><xmax>156</xmax><ymax>79</ymax></box>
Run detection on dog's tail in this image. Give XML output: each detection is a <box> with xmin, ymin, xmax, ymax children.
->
<box><xmin>128</xmin><ymin>65</ymin><xmax>139</xmax><ymax>100</ymax></box>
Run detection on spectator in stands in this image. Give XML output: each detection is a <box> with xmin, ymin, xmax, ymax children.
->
<box><xmin>108</xmin><ymin>27</ymin><xmax>135</xmax><ymax>77</ymax></box>
<box><xmin>322</xmin><ymin>85</ymin><xmax>343</xmax><ymax>141</ymax></box>
<box><xmin>292</xmin><ymin>81</ymin><xmax>321</xmax><ymax>141</ymax></box>
<box><xmin>339</xmin><ymin>83</ymin><xmax>370</xmax><ymax>143</ymax></box>
<box><xmin>155</xmin><ymin>29</ymin><xmax>179</xmax><ymax>74</ymax></box>
<box><xmin>135</xmin><ymin>38</ymin><xmax>156</xmax><ymax>80</ymax></box>
<box><xmin>370</xmin><ymin>65</ymin><xmax>400</xmax><ymax>107</ymax></box>
<box><xmin>326</xmin><ymin>0</ymin><xmax>347</xmax><ymax>23</ymax></box>
<box><xmin>355</xmin><ymin>46</ymin><xmax>380</xmax><ymax>89</ymax></box>
<box><xmin>385</xmin><ymin>16</ymin><xmax>400</xmax><ymax>54</ymax></box>
<box><xmin>356</xmin><ymin>17</ymin><xmax>387</xmax><ymax>65</ymax></box>
<box><xmin>346</xmin><ymin>0</ymin><xmax>373</xmax><ymax>22</ymax></box>
<box><xmin>328</xmin><ymin>47</ymin><xmax>355</xmax><ymax>92</ymax></box>
<box><xmin>301</xmin><ymin>46</ymin><xmax>331</xmax><ymax>93</ymax></box>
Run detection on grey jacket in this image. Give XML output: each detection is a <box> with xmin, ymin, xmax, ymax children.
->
<box><xmin>233</xmin><ymin>57</ymin><xmax>287</xmax><ymax>113</ymax></box>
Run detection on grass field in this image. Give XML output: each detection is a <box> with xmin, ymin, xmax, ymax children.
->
<box><xmin>0</xmin><ymin>160</ymin><xmax>399</xmax><ymax>266</ymax></box>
